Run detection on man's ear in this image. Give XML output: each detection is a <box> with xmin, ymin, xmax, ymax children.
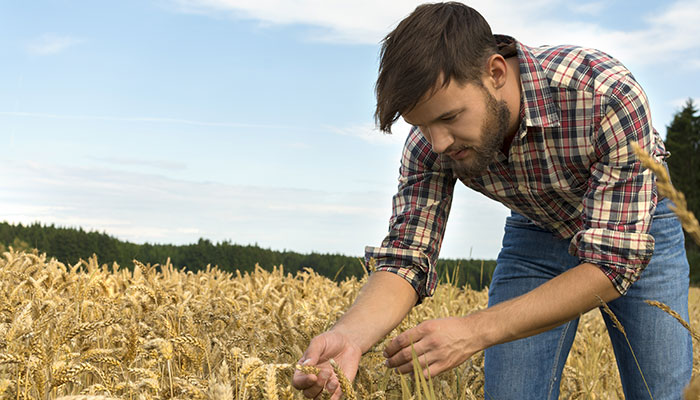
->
<box><xmin>485</xmin><ymin>54</ymin><xmax>508</xmax><ymax>90</ymax></box>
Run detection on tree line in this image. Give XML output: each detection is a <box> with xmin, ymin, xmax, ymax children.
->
<box><xmin>1</xmin><ymin>99</ymin><xmax>697</xmax><ymax>288</ymax></box>
<box><xmin>0</xmin><ymin>222</ymin><xmax>497</xmax><ymax>291</ymax></box>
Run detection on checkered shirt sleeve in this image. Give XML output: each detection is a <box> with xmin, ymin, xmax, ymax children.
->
<box><xmin>569</xmin><ymin>74</ymin><xmax>659</xmax><ymax>294</ymax></box>
<box><xmin>364</xmin><ymin>127</ymin><xmax>457</xmax><ymax>303</ymax></box>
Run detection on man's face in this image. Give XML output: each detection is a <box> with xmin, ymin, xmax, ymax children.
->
<box><xmin>402</xmin><ymin>78</ymin><xmax>511</xmax><ymax>178</ymax></box>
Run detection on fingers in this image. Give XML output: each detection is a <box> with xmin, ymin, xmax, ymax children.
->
<box><xmin>293</xmin><ymin>357</ymin><xmax>342</xmax><ymax>399</ymax></box>
<box><xmin>384</xmin><ymin>326</ymin><xmax>423</xmax><ymax>358</ymax></box>
<box><xmin>292</xmin><ymin>332</ymin><xmax>362</xmax><ymax>398</ymax></box>
<box><xmin>384</xmin><ymin>324</ymin><xmax>428</xmax><ymax>369</ymax></box>
<box><xmin>327</xmin><ymin>378</ymin><xmax>342</xmax><ymax>400</ymax></box>
<box><xmin>387</xmin><ymin>342</ymin><xmax>434</xmax><ymax>374</ymax></box>
<box><xmin>292</xmin><ymin>366</ymin><xmax>317</xmax><ymax>390</ymax></box>
<box><xmin>293</xmin><ymin>336</ymin><xmax>329</xmax><ymax>396</ymax></box>
<box><xmin>299</xmin><ymin>337</ymin><xmax>326</xmax><ymax>367</ymax></box>
<box><xmin>329</xmin><ymin>384</ymin><xmax>343</xmax><ymax>400</ymax></box>
<box><xmin>388</xmin><ymin>347</ymin><xmax>444</xmax><ymax>377</ymax></box>
<box><xmin>301</xmin><ymin>368</ymin><xmax>331</xmax><ymax>399</ymax></box>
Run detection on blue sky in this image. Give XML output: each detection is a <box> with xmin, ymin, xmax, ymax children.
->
<box><xmin>1</xmin><ymin>0</ymin><xmax>699</xmax><ymax>261</ymax></box>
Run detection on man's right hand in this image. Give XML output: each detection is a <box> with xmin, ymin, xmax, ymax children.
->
<box><xmin>292</xmin><ymin>330</ymin><xmax>362</xmax><ymax>400</ymax></box>
<box><xmin>292</xmin><ymin>271</ymin><xmax>418</xmax><ymax>399</ymax></box>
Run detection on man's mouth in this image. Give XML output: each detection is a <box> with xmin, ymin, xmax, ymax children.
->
<box><xmin>448</xmin><ymin>147</ymin><xmax>471</xmax><ymax>160</ymax></box>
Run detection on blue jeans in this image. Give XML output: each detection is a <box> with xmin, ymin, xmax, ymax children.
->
<box><xmin>483</xmin><ymin>197</ymin><xmax>692</xmax><ymax>399</ymax></box>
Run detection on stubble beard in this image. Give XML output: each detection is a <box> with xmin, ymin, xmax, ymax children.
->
<box><xmin>451</xmin><ymin>91</ymin><xmax>510</xmax><ymax>179</ymax></box>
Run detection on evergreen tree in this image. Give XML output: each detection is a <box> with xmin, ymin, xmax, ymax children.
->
<box><xmin>665</xmin><ymin>98</ymin><xmax>700</xmax><ymax>223</ymax></box>
<box><xmin>664</xmin><ymin>98</ymin><xmax>700</xmax><ymax>284</ymax></box>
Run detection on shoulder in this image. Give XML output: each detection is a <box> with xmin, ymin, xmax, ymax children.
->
<box><xmin>529</xmin><ymin>44</ymin><xmax>635</xmax><ymax>96</ymax></box>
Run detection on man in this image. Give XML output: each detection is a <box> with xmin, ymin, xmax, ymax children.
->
<box><xmin>292</xmin><ymin>3</ymin><xmax>692</xmax><ymax>399</ymax></box>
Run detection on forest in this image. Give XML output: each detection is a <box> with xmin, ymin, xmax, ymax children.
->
<box><xmin>0</xmin><ymin>221</ymin><xmax>497</xmax><ymax>290</ymax></box>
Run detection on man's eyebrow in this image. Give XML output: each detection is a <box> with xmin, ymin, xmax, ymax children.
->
<box><xmin>404</xmin><ymin>108</ymin><xmax>464</xmax><ymax>126</ymax></box>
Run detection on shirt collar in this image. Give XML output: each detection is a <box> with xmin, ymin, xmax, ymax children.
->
<box><xmin>495</xmin><ymin>34</ymin><xmax>561</xmax><ymax>133</ymax></box>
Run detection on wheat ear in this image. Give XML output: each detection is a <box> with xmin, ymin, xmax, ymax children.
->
<box><xmin>631</xmin><ymin>142</ymin><xmax>700</xmax><ymax>246</ymax></box>
<box><xmin>329</xmin><ymin>359</ymin><xmax>357</xmax><ymax>400</ymax></box>
<box><xmin>644</xmin><ymin>300</ymin><xmax>700</xmax><ymax>342</ymax></box>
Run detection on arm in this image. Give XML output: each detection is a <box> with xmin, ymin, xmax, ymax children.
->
<box><xmin>475</xmin><ymin>262</ymin><xmax>619</xmax><ymax>345</ymax></box>
<box><xmin>331</xmin><ymin>271</ymin><xmax>418</xmax><ymax>353</ymax></box>
<box><xmin>385</xmin><ymin>262</ymin><xmax>620</xmax><ymax>376</ymax></box>
<box><xmin>293</xmin><ymin>128</ymin><xmax>455</xmax><ymax>399</ymax></box>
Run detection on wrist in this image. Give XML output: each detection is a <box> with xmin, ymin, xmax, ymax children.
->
<box><xmin>464</xmin><ymin>309</ymin><xmax>502</xmax><ymax>351</ymax></box>
<box><xmin>329</xmin><ymin>322</ymin><xmax>371</xmax><ymax>354</ymax></box>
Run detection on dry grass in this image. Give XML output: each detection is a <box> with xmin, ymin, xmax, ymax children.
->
<box><xmin>0</xmin><ymin>248</ymin><xmax>697</xmax><ymax>399</ymax></box>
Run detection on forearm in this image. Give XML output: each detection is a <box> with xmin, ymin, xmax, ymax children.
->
<box><xmin>475</xmin><ymin>262</ymin><xmax>620</xmax><ymax>349</ymax></box>
<box><xmin>331</xmin><ymin>271</ymin><xmax>418</xmax><ymax>353</ymax></box>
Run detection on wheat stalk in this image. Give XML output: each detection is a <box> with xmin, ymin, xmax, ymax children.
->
<box><xmin>631</xmin><ymin>142</ymin><xmax>700</xmax><ymax>246</ymax></box>
<box><xmin>597</xmin><ymin>296</ymin><xmax>653</xmax><ymax>399</ymax></box>
<box><xmin>645</xmin><ymin>300</ymin><xmax>700</xmax><ymax>342</ymax></box>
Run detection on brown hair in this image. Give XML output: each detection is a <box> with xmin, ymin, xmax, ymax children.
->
<box><xmin>374</xmin><ymin>2</ymin><xmax>498</xmax><ymax>133</ymax></box>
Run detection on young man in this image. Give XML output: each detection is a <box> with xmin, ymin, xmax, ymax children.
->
<box><xmin>292</xmin><ymin>3</ymin><xmax>692</xmax><ymax>399</ymax></box>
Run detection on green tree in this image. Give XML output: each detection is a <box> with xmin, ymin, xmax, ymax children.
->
<box><xmin>664</xmin><ymin>98</ymin><xmax>700</xmax><ymax>283</ymax></box>
<box><xmin>665</xmin><ymin>99</ymin><xmax>700</xmax><ymax>221</ymax></box>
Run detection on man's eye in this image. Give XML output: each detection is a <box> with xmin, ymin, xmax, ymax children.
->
<box><xmin>441</xmin><ymin>115</ymin><xmax>457</xmax><ymax>122</ymax></box>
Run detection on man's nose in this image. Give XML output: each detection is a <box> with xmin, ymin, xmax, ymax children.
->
<box><xmin>426</xmin><ymin>126</ymin><xmax>454</xmax><ymax>154</ymax></box>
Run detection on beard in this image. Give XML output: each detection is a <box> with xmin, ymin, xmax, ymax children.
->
<box><xmin>450</xmin><ymin>89</ymin><xmax>511</xmax><ymax>179</ymax></box>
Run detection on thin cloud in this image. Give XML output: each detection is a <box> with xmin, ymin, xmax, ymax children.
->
<box><xmin>88</xmin><ymin>156</ymin><xmax>188</xmax><ymax>172</ymax></box>
<box><xmin>326</xmin><ymin>122</ymin><xmax>407</xmax><ymax>146</ymax></box>
<box><xmin>568</xmin><ymin>1</ymin><xmax>608</xmax><ymax>16</ymax></box>
<box><xmin>169</xmin><ymin>0</ymin><xmax>423</xmax><ymax>43</ymax></box>
<box><xmin>0</xmin><ymin>110</ymin><xmax>408</xmax><ymax>147</ymax></box>
<box><xmin>597</xmin><ymin>0</ymin><xmax>700</xmax><ymax>65</ymax></box>
<box><xmin>169</xmin><ymin>0</ymin><xmax>700</xmax><ymax>67</ymax></box>
<box><xmin>26</xmin><ymin>33</ymin><xmax>85</xmax><ymax>55</ymax></box>
<box><xmin>670</xmin><ymin>97</ymin><xmax>699</xmax><ymax>109</ymax></box>
<box><xmin>0</xmin><ymin>111</ymin><xmax>324</xmax><ymax>132</ymax></box>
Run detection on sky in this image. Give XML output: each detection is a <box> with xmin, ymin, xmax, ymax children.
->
<box><xmin>1</xmin><ymin>0</ymin><xmax>699</xmax><ymax>261</ymax></box>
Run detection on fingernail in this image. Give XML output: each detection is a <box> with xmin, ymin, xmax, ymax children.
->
<box><xmin>383</xmin><ymin>350</ymin><xmax>388</xmax><ymax>357</ymax></box>
<box><xmin>327</xmin><ymin>382</ymin><xmax>337</xmax><ymax>391</ymax></box>
<box><xmin>302</xmin><ymin>359</ymin><xmax>311</xmax><ymax>365</ymax></box>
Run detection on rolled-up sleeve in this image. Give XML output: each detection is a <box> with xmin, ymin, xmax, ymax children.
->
<box><xmin>569</xmin><ymin>74</ymin><xmax>661</xmax><ymax>295</ymax></box>
<box><xmin>364</xmin><ymin>127</ymin><xmax>456</xmax><ymax>303</ymax></box>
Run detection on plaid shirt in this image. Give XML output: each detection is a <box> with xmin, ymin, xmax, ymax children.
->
<box><xmin>365</xmin><ymin>35</ymin><xmax>668</xmax><ymax>303</ymax></box>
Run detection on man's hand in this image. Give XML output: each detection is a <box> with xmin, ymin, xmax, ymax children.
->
<box><xmin>384</xmin><ymin>316</ymin><xmax>483</xmax><ymax>378</ymax></box>
<box><xmin>292</xmin><ymin>330</ymin><xmax>362</xmax><ymax>400</ymax></box>
<box><xmin>385</xmin><ymin>263</ymin><xmax>620</xmax><ymax>379</ymax></box>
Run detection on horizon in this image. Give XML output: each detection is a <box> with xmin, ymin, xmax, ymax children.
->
<box><xmin>2</xmin><ymin>219</ymin><xmax>498</xmax><ymax>261</ymax></box>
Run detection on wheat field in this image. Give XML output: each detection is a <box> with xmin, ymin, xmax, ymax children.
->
<box><xmin>0</xmin><ymin>249</ymin><xmax>697</xmax><ymax>399</ymax></box>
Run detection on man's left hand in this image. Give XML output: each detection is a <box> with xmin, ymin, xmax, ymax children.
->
<box><xmin>383</xmin><ymin>316</ymin><xmax>482</xmax><ymax>378</ymax></box>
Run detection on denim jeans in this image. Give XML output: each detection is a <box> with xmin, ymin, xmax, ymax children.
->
<box><xmin>483</xmin><ymin>197</ymin><xmax>692</xmax><ymax>399</ymax></box>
